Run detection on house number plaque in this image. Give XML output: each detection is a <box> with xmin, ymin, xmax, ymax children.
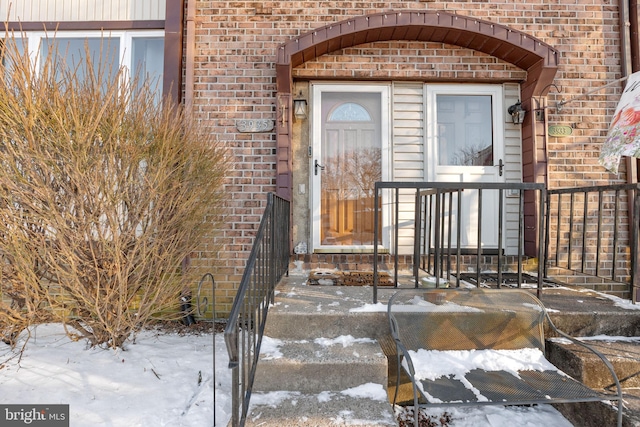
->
<box><xmin>548</xmin><ymin>125</ymin><xmax>573</xmax><ymax>137</ymax></box>
<box><xmin>236</xmin><ymin>119</ymin><xmax>274</xmax><ymax>133</ymax></box>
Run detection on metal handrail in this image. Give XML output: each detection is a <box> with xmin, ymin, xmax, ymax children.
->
<box><xmin>223</xmin><ymin>193</ymin><xmax>290</xmax><ymax>427</ymax></box>
<box><xmin>373</xmin><ymin>181</ymin><xmax>546</xmax><ymax>303</ymax></box>
<box><xmin>545</xmin><ymin>183</ymin><xmax>640</xmax><ymax>303</ymax></box>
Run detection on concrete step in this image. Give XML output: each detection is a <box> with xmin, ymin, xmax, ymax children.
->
<box><xmin>539</xmin><ymin>287</ymin><xmax>640</xmax><ymax>337</ymax></box>
<box><xmin>546</xmin><ymin>339</ymin><xmax>640</xmax><ymax>389</ymax></box>
<box><xmin>620</xmin><ymin>389</ymin><xmax>640</xmax><ymax>426</ymax></box>
<box><xmin>249</xmin><ymin>282</ymin><xmax>396</xmax><ymax>425</ymax></box>
<box><xmin>254</xmin><ymin>337</ymin><xmax>388</xmax><ymax>393</ymax></box>
<box><xmin>546</xmin><ymin>338</ymin><xmax>640</xmax><ymax>426</ymax></box>
<box><xmin>547</xmin><ymin>311</ymin><xmax>640</xmax><ymax>337</ymax></box>
<box><xmin>255</xmin><ymin>278</ymin><xmax>640</xmax><ymax>427</ymax></box>
<box><xmin>544</xmin><ymin>267</ymin><xmax>631</xmax><ymax>299</ymax></box>
<box><xmin>264</xmin><ymin>310</ymin><xmax>388</xmax><ymax>341</ymax></box>
<box><xmin>266</xmin><ymin>285</ymin><xmax>388</xmax><ymax>340</ymax></box>
<box><xmin>245</xmin><ymin>389</ymin><xmax>397</xmax><ymax>427</ymax></box>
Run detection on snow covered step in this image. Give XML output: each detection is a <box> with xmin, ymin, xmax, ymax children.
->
<box><xmin>265</xmin><ymin>285</ymin><xmax>389</xmax><ymax>340</ymax></box>
<box><xmin>244</xmin><ymin>385</ymin><xmax>397</xmax><ymax>427</ymax></box>
<box><xmin>253</xmin><ymin>335</ymin><xmax>388</xmax><ymax>393</ymax></box>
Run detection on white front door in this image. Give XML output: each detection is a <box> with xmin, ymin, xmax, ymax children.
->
<box><xmin>426</xmin><ymin>85</ymin><xmax>506</xmax><ymax>249</ymax></box>
<box><xmin>311</xmin><ymin>84</ymin><xmax>390</xmax><ymax>252</ymax></box>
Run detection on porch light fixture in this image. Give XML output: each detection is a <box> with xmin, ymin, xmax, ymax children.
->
<box><xmin>293</xmin><ymin>92</ymin><xmax>307</xmax><ymax>120</ymax></box>
<box><xmin>507</xmin><ymin>101</ymin><xmax>526</xmax><ymax>125</ymax></box>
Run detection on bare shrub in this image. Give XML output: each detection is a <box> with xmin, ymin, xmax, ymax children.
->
<box><xmin>0</xmin><ymin>36</ymin><xmax>228</xmax><ymax>348</ymax></box>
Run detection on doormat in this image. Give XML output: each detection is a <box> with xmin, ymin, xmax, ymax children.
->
<box><xmin>308</xmin><ymin>270</ymin><xmax>394</xmax><ymax>286</ymax></box>
<box><xmin>456</xmin><ymin>272</ymin><xmax>556</xmax><ymax>287</ymax></box>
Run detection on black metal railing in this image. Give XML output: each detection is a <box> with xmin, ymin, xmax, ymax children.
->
<box><xmin>373</xmin><ymin>182</ymin><xmax>547</xmax><ymax>303</ymax></box>
<box><xmin>224</xmin><ymin>193</ymin><xmax>290</xmax><ymax>427</ymax></box>
<box><xmin>545</xmin><ymin>183</ymin><xmax>640</xmax><ymax>302</ymax></box>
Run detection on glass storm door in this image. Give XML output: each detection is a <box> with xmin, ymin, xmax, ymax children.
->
<box><xmin>427</xmin><ymin>85</ymin><xmax>505</xmax><ymax>249</ymax></box>
<box><xmin>311</xmin><ymin>85</ymin><xmax>389</xmax><ymax>251</ymax></box>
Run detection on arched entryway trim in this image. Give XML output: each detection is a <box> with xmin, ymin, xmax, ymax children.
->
<box><xmin>275</xmin><ymin>10</ymin><xmax>559</xmax><ymax>200</ymax></box>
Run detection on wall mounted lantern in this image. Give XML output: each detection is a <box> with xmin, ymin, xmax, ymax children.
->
<box><xmin>293</xmin><ymin>92</ymin><xmax>307</xmax><ymax>120</ymax></box>
<box><xmin>507</xmin><ymin>101</ymin><xmax>526</xmax><ymax>125</ymax></box>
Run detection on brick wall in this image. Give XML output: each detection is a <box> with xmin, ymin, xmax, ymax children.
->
<box><xmin>192</xmin><ymin>1</ymin><xmax>629</xmax><ymax>315</ymax></box>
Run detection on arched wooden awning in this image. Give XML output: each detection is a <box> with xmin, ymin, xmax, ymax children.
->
<box><xmin>275</xmin><ymin>10</ymin><xmax>559</xmax><ymax>199</ymax></box>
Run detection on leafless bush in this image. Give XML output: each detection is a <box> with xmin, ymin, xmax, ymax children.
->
<box><xmin>0</xmin><ymin>36</ymin><xmax>228</xmax><ymax>348</ymax></box>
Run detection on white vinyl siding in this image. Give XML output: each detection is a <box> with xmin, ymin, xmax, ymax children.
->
<box><xmin>1</xmin><ymin>0</ymin><xmax>165</xmax><ymax>21</ymax></box>
<box><xmin>502</xmin><ymin>83</ymin><xmax>525</xmax><ymax>255</ymax></box>
<box><xmin>393</xmin><ymin>83</ymin><xmax>425</xmax><ymax>180</ymax></box>
<box><xmin>392</xmin><ymin>83</ymin><xmax>424</xmax><ymax>255</ymax></box>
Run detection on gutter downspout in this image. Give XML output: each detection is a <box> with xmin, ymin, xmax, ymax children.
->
<box><xmin>623</xmin><ymin>0</ymin><xmax>640</xmax><ymax>302</ymax></box>
<box><xmin>184</xmin><ymin>0</ymin><xmax>196</xmax><ymax>108</ymax></box>
<box><xmin>621</xmin><ymin>0</ymin><xmax>633</xmax><ymax>77</ymax></box>
<box><xmin>630</xmin><ymin>0</ymin><xmax>640</xmax><ymax>304</ymax></box>
<box><xmin>628</xmin><ymin>0</ymin><xmax>640</xmax><ymax>184</ymax></box>
<box><xmin>623</xmin><ymin>0</ymin><xmax>637</xmax><ymax>184</ymax></box>
<box><xmin>181</xmin><ymin>0</ymin><xmax>196</xmax><ymax>304</ymax></box>
<box><xmin>629</xmin><ymin>0</ymin><xmax>640</xmax><ymax>73</ymax></box>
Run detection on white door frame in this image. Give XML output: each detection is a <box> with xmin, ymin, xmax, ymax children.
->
<box><xmin>425</xmin><ymin>84</ymin><xmax>506</xmax><ymax>250</ymax></box>
<box><xmin>310</xmin><ymin>82</ymin><xmax>391</xmax><ymax>253</ymax></box>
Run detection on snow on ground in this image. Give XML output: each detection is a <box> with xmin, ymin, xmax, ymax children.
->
<box><xmin>0</xmin><ymin>323</ymin><xmax>228</xmax><ymax>427</ymax></box>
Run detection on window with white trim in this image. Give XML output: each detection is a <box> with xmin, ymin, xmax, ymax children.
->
<box><xmin>4</xmin><ymin>31</ymin><xmax>164</xmax><ymax>100</ymax></box>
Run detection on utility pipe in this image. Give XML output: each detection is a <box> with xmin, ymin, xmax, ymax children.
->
<box><xmin>623</xmin><ymin>0</ymin><xmax>638</xmax><ymax>184</ymax></box>
<box><xmin>621</xmin><ymin>0</ymin><xmax>633</xmax><ymax>76</ymax></box>
<box><xmin>622</xmin><ymin>0</ymin><xmax>640</xmax><ymax>303</ymax></box>
<box><xmin>184</xmin><ymin>0</ymin><xmax>196</xmax><ymax>108</ymax></box>
<box><xmin>181</xmin><ymin>0</ymin><xmax>196</xmax><ymax>306</ymax></box>
<box><xmin>630</xmin><ymin>0</ymin><xmax>640</xmax><ymax>73</ymax></box>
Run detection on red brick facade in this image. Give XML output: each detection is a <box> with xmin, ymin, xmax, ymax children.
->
<box><xmin>188</xmin><ymin>2</ymin><xmax>634</xmax><ymax>313</ymax></box>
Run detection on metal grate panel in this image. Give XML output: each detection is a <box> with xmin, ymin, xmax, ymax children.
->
<box><xmin>417</xmin><ymin>369</ymin><xmax>612</xmax><ymax>406</ymax></box>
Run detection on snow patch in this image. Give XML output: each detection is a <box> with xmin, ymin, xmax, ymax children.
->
<box><xmin>317</xmin><ymin>391</ymin><xmax>333</xmax><ymax>403</ymax></box>
<box><xmin>349</xmin><ymin>302</ymin><xmax>386</xmax><ymax>312</ymax></box>
<box><xmin>340</xmin><ymin>383</ymin><xmax>389</xmax><ymax>401</ymax></box>
<box><xmin>259</xmin><ymin>336</ymin><xmax>284</xmax><ymax>359</ymax></box>
<box><xmin>550</xmin><ymin>335</ymin><xmax>640</xmax><ymax>344</ymax></box>
<box><xmin>392</xmin><ymin>295</ymin><xmax>484</xmax><ymax>313</ymax></box>
<box><xmin>409</xmin><ymin>348</ymin><xmax>560</xmax><ymax>382</ymax></box>
<box><xmin>249</xmin><ymin>391</ymin><xmax>300</xmax><ymax>408</ymax></box>
<box><xmin>314</xmin><ymin>335</ymin><xmax>376</xmax><ymax>348</ymax></box>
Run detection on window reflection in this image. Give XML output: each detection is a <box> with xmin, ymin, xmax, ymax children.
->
<box><xmin>41</xmin><ymin>37</ymin><xmax>121</xmax><ymax>86</ymax></box>
<box><xmin>437</xmin><ymin>95</ymin><xmax>493</xmax><ymax>166</ymax></box>
<box><xmin>132</xmin><ymin>37</ymin><xmax>164</xmax><ymax>102</ymax></box>
<box><xmin>321</xmin><ymin>95</ymin><xmax>382</xmax><ymax>246</ymax></box>
<box><xmin>1</xmin><ymin>38</ymin><xmax>27</xmax><ymax>78</ymax></box>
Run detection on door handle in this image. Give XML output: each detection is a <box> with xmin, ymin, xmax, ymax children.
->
<box><xmin>497</xmin><ymin>159</ymin><xmax>504</xmax><ymax>177</ymax></box>
<box><xmin>314</xmin><ymin>159</ymin><xmax>325</xmax><ymax>176</ymax></box>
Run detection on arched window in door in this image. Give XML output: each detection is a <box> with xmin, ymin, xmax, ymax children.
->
<box><xmin>329</xmin><ymin>102</ymin><xmax>372</xmax><ymax>122</ymax></box>
<box><xmin>320</xmin><ymin>96</ymin><xmax>381</xmax><ymax>246</ymax></box>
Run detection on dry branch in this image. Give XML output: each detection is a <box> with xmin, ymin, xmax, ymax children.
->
<box><xmin>0</xmin><ymin>36</ymin><xmax>228</xmax><ymax>348</ymax></box>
